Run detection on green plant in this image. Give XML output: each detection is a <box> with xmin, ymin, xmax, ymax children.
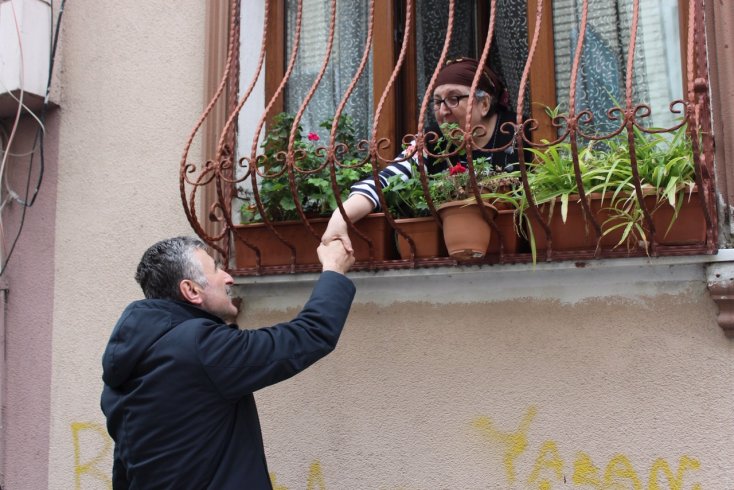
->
<box><xmin>598</xmin><ymin>123</ymin><xmax>696</xmax><ymax>250</ymax></box>
<box><xmin>239</xmin><ymin>113</ymin><xmax>371</xmax><ymax>223</ymax></box>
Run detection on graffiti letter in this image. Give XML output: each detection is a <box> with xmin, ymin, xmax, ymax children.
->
<box><xmin>648</xmin><ymin>456</ymin><xmax>701</xmax><ymax>490</ymax></box>
<box><xmin>71</xmin><ymin>422</ymin><xmax>112</xmax><ymax>490</ymax></box>
<box><xmin>472</xmin><ymin>405</ymin><xmax>537</xmax><ymax>483</ymax></box>
<box><xmin>604</xmin><ymin>454</ymin><xmax>642</xmax><ymax>490</ymax></box>
<box><xmin>572</xmin><ymin>452</ymin><xmax>602</xmax><ymax>488</ymax></box>
<box><xmin>307</xmin><ymin>460</ymin><xmax>327</xmax><ymax>490</ymax></box>
<box><xmin>528</xmin><ymin>441</ymin><xmax>564</xmax><ymax>489</ymax></box>
<box><xmin>270</xmin><ymin>472</ymin><xmax>289</xmax><ymax>490</ymax></box>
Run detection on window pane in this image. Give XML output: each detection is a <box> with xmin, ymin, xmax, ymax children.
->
<box><xmin>284</xmin><ymin>0</ymin><xmax>373</xmax><ymax>141</ymax></box>
<box><xmin>552</xmin><ymin>0</ymin><xmax>684</xmax><ymax>133</ymax></box>
<box><xmin>414</xmin><ymin>0</ymin><xmax>531</xmax><ymax>125</ymax></box>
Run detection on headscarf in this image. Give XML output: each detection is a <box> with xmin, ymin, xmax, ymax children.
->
<box><xmin>434</xmin><ymin>57</ymin><xmax>510</xmax><ymax>111</ymax></box>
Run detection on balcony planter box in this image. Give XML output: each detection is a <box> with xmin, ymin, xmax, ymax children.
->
<box><xmin>437</xmin><ymin>201</ymin><xmax>498</xmax><ymax>260</ymax></box>
<box><xmin>488</xmin><ymin>209</ymin><xmax>521</xmax><ymax>254</ymax></box>
<box><xmin>527</xmin><ymin>194</ymin><xmax>621</xmax><ymax>252</ymax></box>
<box><xmin>234</xmin><ymin>213</ymin><xmax>393</xmax><ymax>268</ymax></box>
<box><xmin>645</xmin><ymin>190</ymin><xmax>706</xmax><ymax>245</ymax></box>
<box><xmin>394</xmin><ymin>217</ymin><xmax>446</xmax><ymax>259</ymax></box>
<box><xmin>527</xmin><ymin>190</ymin><xmax>706</xmax><ymax>252</ymax></box>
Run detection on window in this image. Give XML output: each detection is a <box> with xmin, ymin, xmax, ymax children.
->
<box><xmin>180</xmin><ymin>0</ymin><xmax>715</xmax><ymax>275</ymax></box>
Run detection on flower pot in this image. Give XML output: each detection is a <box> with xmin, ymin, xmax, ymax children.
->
<box><xmin>646</xmin><ymin>191</ymin><xmax>706</xmax><ymax>245</ymax></box>
<box><xmin>394</xmin><ymin>217</ymin><xmax>446</xmax><ymax>259</ymax></box>
<box><xmin>487</xmin><ymin>209</ymin><xmax>521</xmax><ymax>254</ymax></box>
<box><xmin>437</xmin><ymin>201</ymin><xmax>498</xmax><ymax>260</ymax></box>
<box><xmin>234</xmin><ymin>213</ymin><xmax>394</xmax><ymax>268</ymax></box>
<box><xmin>528</xmin><ymin>194</ymin><xmax>625</xmax><ymax>252</ymax></box>
<box><xmin>527</xmin><ymin>190</ymin><xmax>707</xmax><ymax>252</ymax></box>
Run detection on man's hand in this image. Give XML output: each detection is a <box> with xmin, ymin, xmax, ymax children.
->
<box><xmin>317</xmin><ymin>239</ymin><xmax>355</xmax><ymax>275</ymax></box>
<box><xmin>321</xmin><ymin>213</ymin><xmax>353</xmax><ymax>253</ymax></box>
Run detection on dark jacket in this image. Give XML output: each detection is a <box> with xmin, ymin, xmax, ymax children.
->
<box><xmin>101</xmin><ymin>271</ymin><xmax>356</xmax><ymax>489</ymax></box>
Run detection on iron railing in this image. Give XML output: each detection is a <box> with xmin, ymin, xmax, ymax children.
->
<box><xmin>181</xmin><ymin>0</ymin><xmax>716</xmax><ymax>276</ymax></box>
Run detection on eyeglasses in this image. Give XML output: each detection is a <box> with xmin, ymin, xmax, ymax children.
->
<box><xmin>432</xmin><ymin>94</ymin><xmax>470</xmax><ymax>110</ymax></box>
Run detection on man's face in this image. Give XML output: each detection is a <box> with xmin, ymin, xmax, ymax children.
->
<box><xmin>193</xmin><ymin>249</ymin><xmax>238</xmax><ymax>323</ymax></box>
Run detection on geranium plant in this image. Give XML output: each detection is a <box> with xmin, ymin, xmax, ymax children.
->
<box><xmin>239</xmin><ymin>112</ymin><xmax>370</xmax><ymax>223</ymax></box>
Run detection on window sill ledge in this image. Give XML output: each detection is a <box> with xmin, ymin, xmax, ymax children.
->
<box><xmin>233</xmin><ymin>249</ymin><xmax>734</xmax><ymax>338</ymax></box>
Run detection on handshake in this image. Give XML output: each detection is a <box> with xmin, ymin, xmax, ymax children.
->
<box><xmin>317</xmin><ymin>238</ymin><xmax>355</xmax><ymax>274</ymax></box>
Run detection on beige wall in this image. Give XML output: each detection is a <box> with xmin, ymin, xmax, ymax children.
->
<box><xmin>239</xmin><ymin>263</ymin><xmax>733</xmax><ymax>489</ymax></box>
<box><xmin>44</xmin><ymin>1</ymin><xmax>206</xmax><ymax>488</ymax></box>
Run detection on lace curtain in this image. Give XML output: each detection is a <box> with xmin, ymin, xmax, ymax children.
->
<box><xmin>553</xmin><ymin>0</ymin><xmax>683</xmax><ymax>133</ymax></box>
<box><xmin>284</xmin><ymin>0</ymin><xmax>373</xmax><ymax>141</ymax></box>
<box><xmin>415</xmin><ymin>0</ymin><xmax>531</xmax><ymax>123</ymax></box>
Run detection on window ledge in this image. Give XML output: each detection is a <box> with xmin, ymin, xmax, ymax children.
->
<box><xmin>233</xmin><ymin>249</ymin><xmax>734</xmax><ymax>338</ymax></box>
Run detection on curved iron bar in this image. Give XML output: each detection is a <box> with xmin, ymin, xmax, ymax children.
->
<box><xmin>325</xmin><ymin>0</ymin><xmax>379</xmax><ymax>261</ymax></box>
<box><xmin>363</xmin><ymin>0</ymin><xmax>414</xmax><ymax>265</ymax></box>
<box><xmin>179</xmin><ymin>0</ymin><xmax>240</xmax><ymax>256</ymax></box>
<box><xmin>515</xmin><ymin>0</ymin><xmax>552</xmax><ymax>260</ymax></box>
<box><xmin>246</xmin><ymin>0</ymin><xmax>305</xmax><ymax>273</ymax></box>
<box><xmin>565</xmin><ymin>0</ymin><xmax>603</xmax><ymax>257</ymax></box>
<box><xmin>410</xmin><ymin>0</ymin><xmax>458</xmax><ymax>247</ymax></box>
<box><xmin>630</xmin><ymin>101</ymin><xmax>689</xmax><ymax>134</ymax></box>
<box><xmin>369</xmin><ymin>0</ymin><xmax>414</xmax><ymax>168</ymax></box>
<box><xmin>388</xmin><ymin>0</ymin><xmax>459</xmax><ymax>267</ymax></box>
<box><xmin>216</xmin><ymin>0</ymin><xmax>272</xmax><ymax>272</ymax></box>
<box><xmin>618</xmin><ymin>0</ymin><xmax>658</xmax><ymax>255</ymax></box>
<box><xmin>284</xmin><ymin>0</ymin><xmax>338</xmax><ymax>247</ymax></box>
<box><xmin>686</xmin><ymin>0</ymin><xmax>714</xmax><ymax>249</ymax></box>
<box><xmin>458</xmin><ymin>0</ymin><xmax>507</xmax><ymax>259</ymax></box>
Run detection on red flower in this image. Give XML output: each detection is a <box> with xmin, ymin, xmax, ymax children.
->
<box><xmin>449</xmin><ymin>163</ymin><xmax>467</xmax><ymax>175</ymax></box>
<box><xmin>307</xmin><ymin>132</ymin><xmax>320</xmax><ymax>141</ymax></box>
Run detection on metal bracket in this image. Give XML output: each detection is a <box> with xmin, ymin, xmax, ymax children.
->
<box><xmin>706</xmin><ymin>262</ymin><xmax>734</xmax><ymax>338</ymax></box>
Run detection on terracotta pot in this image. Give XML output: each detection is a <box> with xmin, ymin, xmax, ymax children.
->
<box><xmin>646</xmin><ymin>191</ymin><xmax>706</xmax><ymax>245</ymax></box>
<box><xmin>528</xmin><ymin>190</ymin><xmax>707</xmax><ymax>252</ymax></box>
<box><xmin>234</xmin><ymin>213</ymin><xmax>394</xmax><ymax>268</ymax></box>
<box><xmin>487</xmin><ymin>209</ymin><xmax>521</xmax><ymax>254</ymax></box>
<box><xmin>437</xmin><ymin>201</ymin><xmax>498</xmax><ymax>260</ymax></box>
<box><xmin>394</xmin><ymin>217</ymin><xmax>446</xmax><ymax>259</ymax></box>
<box><xmin>528</xmin><ymin>194</ymin><xmax>625</xmax><ymax>251</ymax></box>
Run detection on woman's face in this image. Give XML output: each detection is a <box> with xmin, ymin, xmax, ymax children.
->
<box><xmin>432</xmin><ymin>83</ymin><xmax>491</xmax><ymax>130</ymax></box>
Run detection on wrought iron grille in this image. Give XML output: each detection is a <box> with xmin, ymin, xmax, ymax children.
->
<box><xmin>181</xmin><ymin>0</ymin><xmax>716</xmax><ymax>276</ymax></box>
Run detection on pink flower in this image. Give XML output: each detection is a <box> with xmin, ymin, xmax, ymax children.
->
<box><xmin>449</xmin><ymin>163</ymin><xmax>467</xmax><ymax>175</ymax></box>
<box><xmin>307</xmin><ymin>132</ymin><xmax>320</xmax><ymax>141</ymax></box>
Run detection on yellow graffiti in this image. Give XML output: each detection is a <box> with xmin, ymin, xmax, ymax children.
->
<box><xmin>604</xmin><ymin>454</ymin><xmax>642</xmax><ymax>489</ymax></box>
<box><xmin>572</xmin><ymin>452</ymin><xmax>602</xmax><ymax>487</ymax></box>
<box><xmin>307</xmin><ymin>461</ymin><xmax>327</xmax><ymax>490</ymax></box>
<box><xmin>472</xmin><ymin>405</ymin><xmax>537</xmax><ymax>482</ymax></box>
<box><xmin>270</xmin><ymin>460</ymin><xmax>326</xmax><ymax>489</ymax></box>
<box><xmin>472</xmin><ymin>406</ymin><xmax>702</xmax><ymax>489</ymax></box>
<box><xmin>270</xmin><ymin>472</ymin><xmax>289</xmax><ymax>490</ymax></box>
<box><xmin>648</xmin><ymin>456</ymin><xmax>701</xmax><ymax>490</ymax></box>
<box><xmin>529</xmin><ymin>441</ymin><xmax>564</xmax><ymax>489</ymax></box>
<box><xmin>71</xmin><ymin>422</ymin><xmax>112</xmax><ymax>490</ymax></box>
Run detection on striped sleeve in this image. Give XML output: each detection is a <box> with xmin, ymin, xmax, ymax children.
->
<box><xmin>349</xmin><ymin>148</ymin><xmax>417</xmax><ymax>211</ymax></box>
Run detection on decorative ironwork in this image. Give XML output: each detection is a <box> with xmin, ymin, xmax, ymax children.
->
<box><xmin>181</xmin><ymin>0</ymin><xmax>717</xmax><ymax>276</ymax></box>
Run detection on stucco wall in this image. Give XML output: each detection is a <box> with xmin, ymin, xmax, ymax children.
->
<box><xmin>43</xmin><ymin>1</ymin><xmax>206</xmax><ymax>488</ymax></box>
<box><xmin>239</xmin><ymin>263</ymin><xmax>734</xmax><ymax>489</ymax></box>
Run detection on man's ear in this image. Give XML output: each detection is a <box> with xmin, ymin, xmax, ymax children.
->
<box><xmin>179</xmin><ymin>279</ymin><xmax>204</xmax><ymax>305</ymax></box>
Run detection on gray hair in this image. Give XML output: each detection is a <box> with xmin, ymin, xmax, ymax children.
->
<box><xmin>135</xmin><ymin>236</ymin><xmax>209</xmax><ymax>300</ymax></box>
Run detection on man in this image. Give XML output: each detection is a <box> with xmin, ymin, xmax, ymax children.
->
<box><xmin>101</xmin><ymin>236</ymin><xmax>355</xmax><ymax>489</ymax></box>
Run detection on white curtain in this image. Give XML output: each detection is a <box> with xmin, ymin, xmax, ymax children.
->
<box><xmin>285</xmin><ymin>0</ymin><xmax>373</xmax><ymax>141</ymax></box>
<box><xmin>552</xmin><ymin>0</ymin><xmax>684</xmax><ymax>133</ymax></box>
